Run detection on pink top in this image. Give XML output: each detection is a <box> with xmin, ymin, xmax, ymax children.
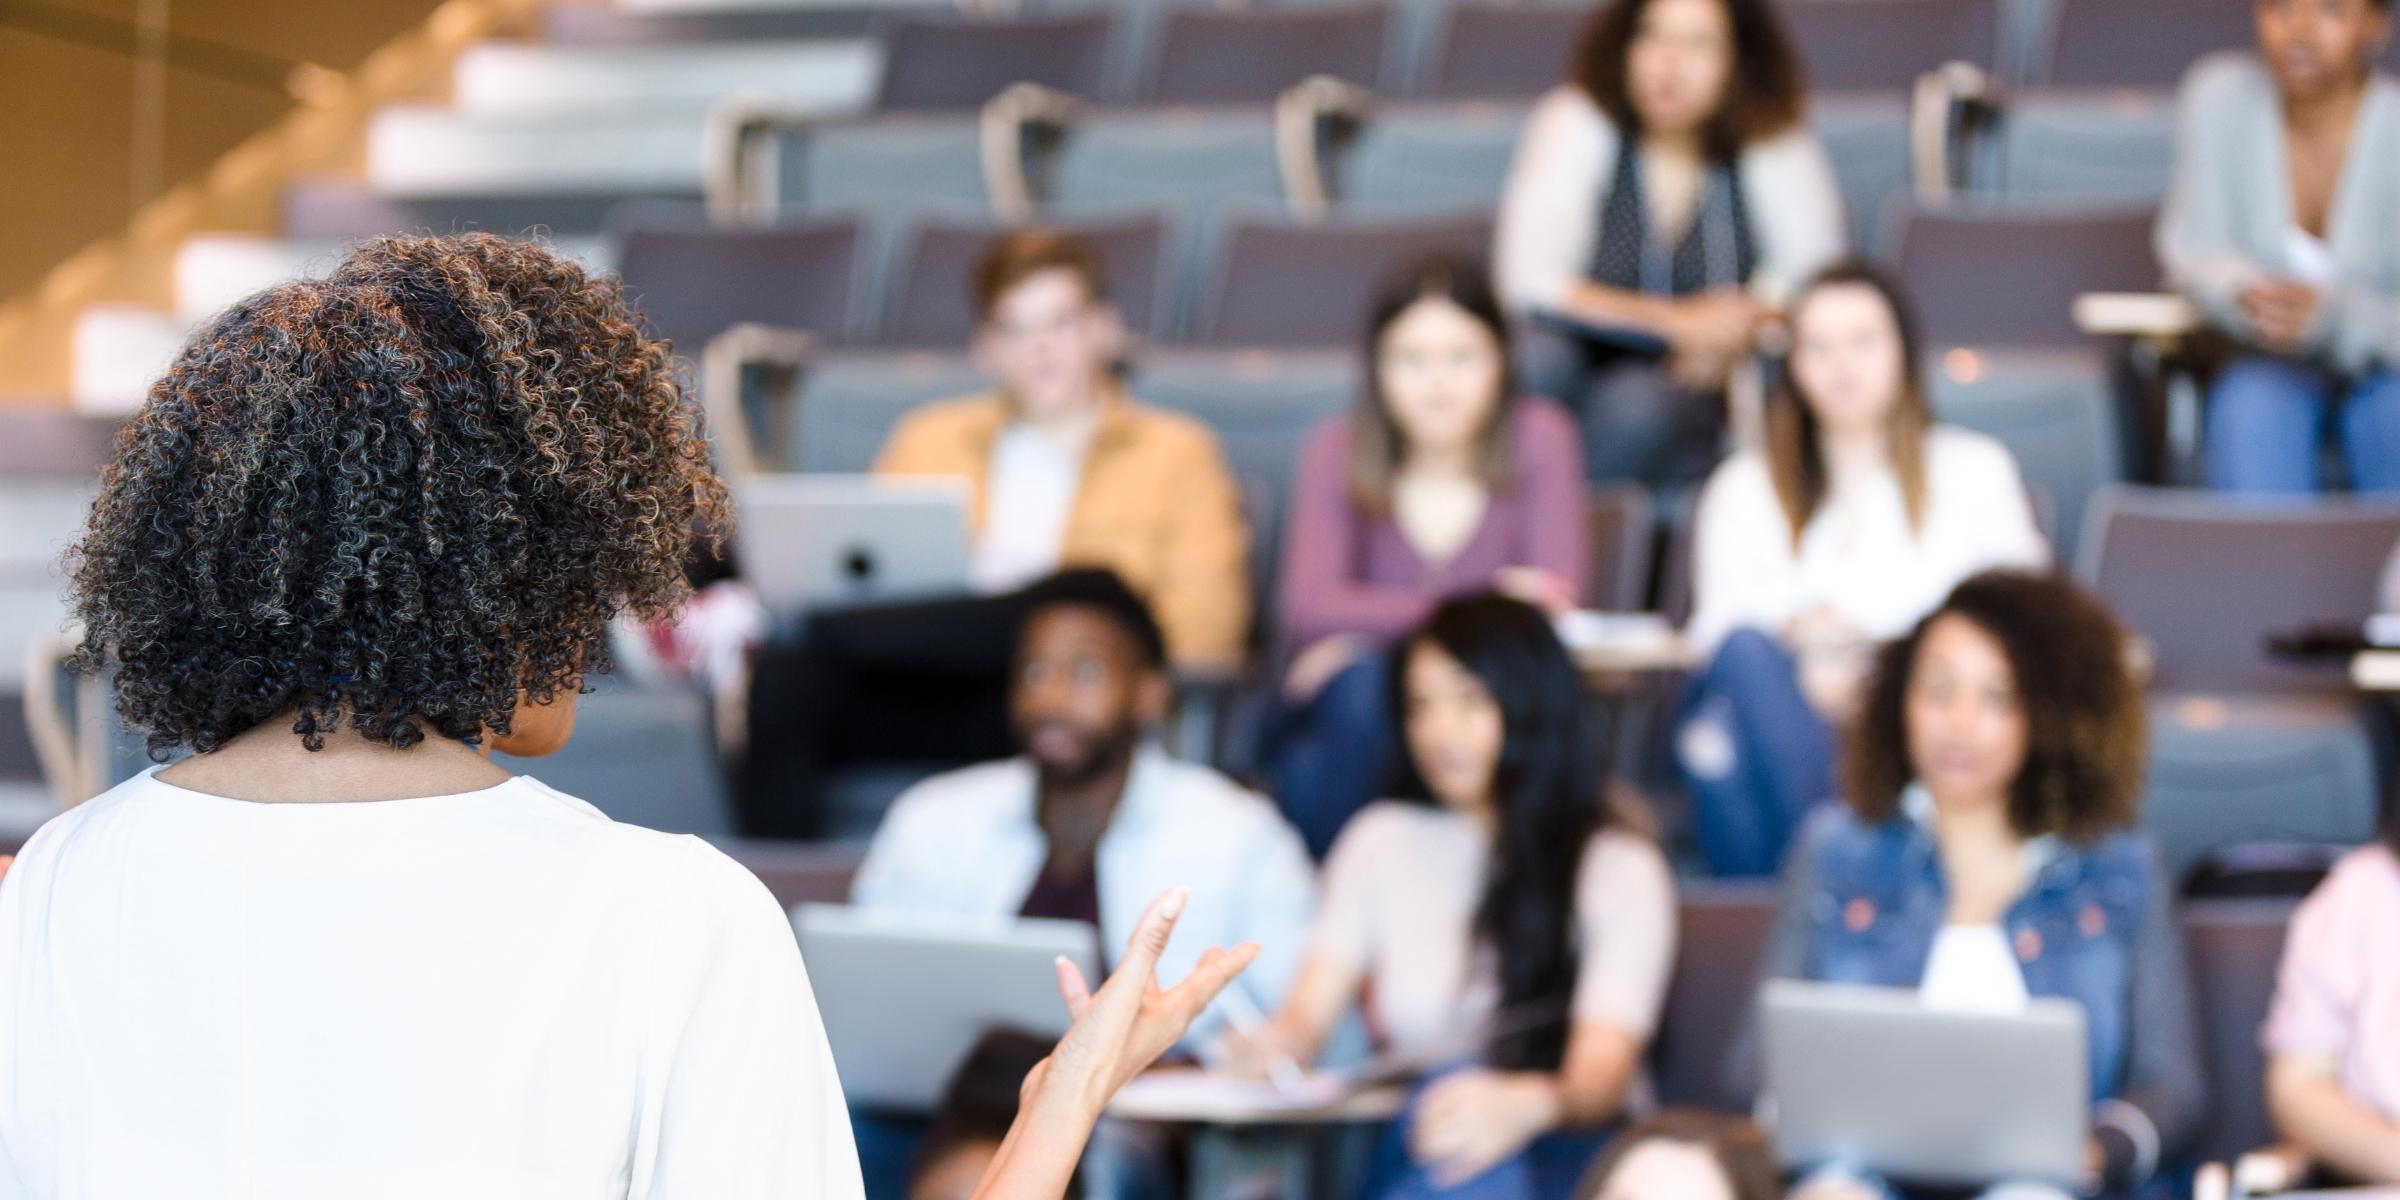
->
<box><xmin>1274</xmin><ymin>398</ymin><xmax>1590</xmax><ymax>647</ymax></box>
<box><xmin>2262</xmin><ymin>844</ymin><xmax>2400</xmax><ymax>1122</ymax></box>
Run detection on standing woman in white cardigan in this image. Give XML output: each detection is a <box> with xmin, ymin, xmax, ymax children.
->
<box><xmin>1674</xmin><ymin>263</ymin><xmax>2048</xmax><ymax>878</ymax></box>
<box><xmin>2155</xmin><ymin>0</ymin><xmax>2400</xmax><ymax>495</ymax></box>
<box><xmin>1494</xmin><ymin>0</ymin><xmax>1845</xmax><ymax>491</ymax></box>
<box><xmin>0</xmin><ymin>233</ymin><xmax>1252</xmax><ymax>1200</ymax></box>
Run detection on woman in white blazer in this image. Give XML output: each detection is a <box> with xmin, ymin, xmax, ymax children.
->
<box><xmin>1494</xmin><ymin>0</ymin><xmax>1846</xmax><ymax>490</ymax></box>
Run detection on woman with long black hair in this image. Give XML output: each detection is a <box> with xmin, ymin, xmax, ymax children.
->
<box><xmin>1229</xmin><ymin>593</ymin><xmax>1675</xmax><ymax>1199</ymax></box>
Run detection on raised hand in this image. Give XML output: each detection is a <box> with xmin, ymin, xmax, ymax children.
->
<box><xmin>1043</xmin><ymin>888</ymin><xmax>1261</xmax><ymax>1111</ymax></box>
<box><xmin>971</xmin><ymin>888</ymin><xmax>1260</xmax><ymax>1200</ymax></box>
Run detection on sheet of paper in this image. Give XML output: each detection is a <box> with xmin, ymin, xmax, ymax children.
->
<box><xmin>1105</xmin><ymin>1070</ymin><xmax>1370</xmax><ymax>1124</ymax></box>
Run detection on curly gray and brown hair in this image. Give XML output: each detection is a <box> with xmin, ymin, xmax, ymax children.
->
<box><xmin>68</xmin><ymin>232</ymin><xmax>731</xmax><ymax>758</ymax></box>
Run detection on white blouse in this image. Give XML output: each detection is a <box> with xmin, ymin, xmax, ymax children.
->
<box><xmin>0</xmin><ymin>768</ymin><xmax>862</xmax><ymax>1200</ymax></box>
<box><xmin>1685</xmin><ymin>425</ymin><xmax>2051</xmax><ymax>654</ymax></box>
<box><xmin>1920</xmin><ymin>925</ymin><xmax>2031</xmax><ymax>1013</ymax></box>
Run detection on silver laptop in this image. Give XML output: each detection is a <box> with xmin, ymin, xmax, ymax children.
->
<box><xmin>733</xmin><ymin>475</ymin><xmax>970</xmax><ymax>621</ymax></box>
<box><xmin>793</xmin><ymin>904</ymin><xmax>1101</xmax><ymax>1112</ymax></box>
<box><xmin>1759</xmin><ymin>979</ymin><xmax>2091</xmax><ymax>1189</ymax></box>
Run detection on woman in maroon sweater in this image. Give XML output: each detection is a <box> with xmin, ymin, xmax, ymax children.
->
<box><xmin>1263</xmin><ymin>254</ymin><xmax>1591</xmax><ymax>856</ymax></box>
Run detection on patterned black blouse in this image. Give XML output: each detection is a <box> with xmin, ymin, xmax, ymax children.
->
<box><xmin>1588</xmin><ymin>137</ymin><xmax>1760</xmax><ymax>297</ymax></box>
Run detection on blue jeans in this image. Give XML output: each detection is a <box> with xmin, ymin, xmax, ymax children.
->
<box><xmin>1677</xmin><ymin>629</ymin><xmax>1838</xmax><ymax>878</ymax></box>
<box><xmin>1518</xmin><ymin>326</ymin><xmax>1723</xmax><ymax>490</ymax></box>
<box><xmin>1359</xmin><ymin>1068</ymin><xmax>1610</xmax><ymax>1200</ymax></box>
<box><xmin>1264</xmin><ymin>655</ymin><xmax>1396</xmax><ymax>860</ymax></box>
<box><xmin>2205</xmin><ymin>357</ymin><xmax>2400</xmax><ymax>493</ymax></box>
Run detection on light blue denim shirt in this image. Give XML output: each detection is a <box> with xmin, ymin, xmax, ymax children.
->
<box><xmin>1798</xmin><ymin>791</ymin><xmax>2152</xmax><ymax>1103</ymax></box>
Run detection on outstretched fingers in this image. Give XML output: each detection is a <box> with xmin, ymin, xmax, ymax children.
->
<box><xmin>1054</xmin><ymin>955</ymin><xmax>1094</xmax><ymax>1020</ymax></box>
<box><xmin>1163</xmin><ymin>941</ymin><xmax>1262</xmax><ymax>1023</ymax></box>
<box><xmin>1105</xmin><ymin>886</ymin><xmax>1187</xmax><ymax>996</ymax></box>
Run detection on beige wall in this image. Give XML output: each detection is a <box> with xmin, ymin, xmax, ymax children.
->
<box><xmin>0</xmin><ymin>0</ymin><xmax>447</xmax><ymax>302</ymax></box>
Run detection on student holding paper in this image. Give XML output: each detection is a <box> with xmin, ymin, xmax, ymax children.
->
<box><xmin>1230</xmin><ymin>593</ymin><xmax>1676</xmax><ymax>1200</ymax></box>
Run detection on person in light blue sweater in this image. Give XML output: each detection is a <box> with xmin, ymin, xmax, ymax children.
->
<box><xmin>2156</xmin><ymin>0</ymin><xmax>2400</xmax><ymax>494</ymax></box>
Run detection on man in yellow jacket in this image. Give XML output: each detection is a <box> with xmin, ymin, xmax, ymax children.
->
<box><xmin>872</xmin><ymin>228</ymin><xmax>1249</xmax><ymax>664</ymax></box>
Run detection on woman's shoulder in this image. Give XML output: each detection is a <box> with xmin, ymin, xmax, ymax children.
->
<box><xmin>2302</xmin><ymin>843</ymin><xmax>2400</xmax><ymax>919</ymax></box>
<box><xmin>0</xmin><ymin>772</ymin><xmax>136</xmax><ymax>874</ymax></box>
<box><xmin>1702</xmin><ymin>445</ymin><xmax>1773</xmax><ymax>488</ymax></box>
<box><xmin>1578</xmin><ymin>827</ymin><xmax>1675</xmax><ymax>897</ymax></box>
<box><xmin>1300</xmin><ymin>410</ymin><xmax>1353</xmax><ymax>458</ymax></box>
<box><xmin>1739</xmin><ymin>122</ymin><xmax>1834</xmax><ymax>174</ymax></box>
<box><xmin>621</xmin><ymin>824</ymin><xmax>799</xmax><ymax>966</ymax></box>
<box><xmin>1526</xmin><ymin>84</ymin><xmax>1614</xmax><ymax>138</ymax></box>
<box><xmin>2177</xmin><ymin>50</ymin><xmax>2273</xmax><ymax>110</ymax></box>
<box><xmin>2064</xmin><ymin>827</ymin><xmax>2165</xmax><ymax>891</ymax></box>
<box><xmin>1923</xmin><ymin>422</ymin><xmax>2015</xmax><ymax>461</ymax></box>
<box><xmin>1923</xmin><ymin>424</ymin><xmax>2027</xmax><ymax>482</ymax></box>
<box><xmin>1793</xmin><ymin>802</ymin><xmax>1912</xmax><ymax>874</ymax></box>
<box><xmin>1328</xmin><ymin>800</ymin><xmax>1468</xmax><ymax>864</ymax></box>
<box><xmin>1343</xmin><ymin>798</ymin><xmax>1447</xmax><ymax>840</ymax></box>
<box><xmin>2372</xmin><ymin>69</ymin><xmax>2400</xmax><ymax>115</ymax></box>
<box><xmin>1695</xmin><ymin>448</ymin><xmax>1778</xmax><ymax>516</ymax></box>
<box><xmin>1507</xmin><ymin>395</ymin><xmax>1582</xmax><ymax>447</ymax></box>
<box><xmin>2332</xmin><ymin>841</ymin><xmax>2400</xmax><ymax>886</ymax></box>
<box><xmin>500</xmin><ymin>775</ymin><xmax>776</xmax><ymax>904</ymax></box>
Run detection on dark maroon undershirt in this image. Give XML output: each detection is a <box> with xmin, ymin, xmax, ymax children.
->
<box><xmin>1019</xmin><ymin>857</ymin><xmax>1107</xmax><ymax>968</ymax></box>
<box><xmin>1018</xmin><ymin>858</ymin><xmax>1103</xmax><ymax>927</ymax></box>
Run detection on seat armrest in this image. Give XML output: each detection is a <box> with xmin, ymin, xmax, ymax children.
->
<box><xmin>2075</xmin><ymin>292</ymin><xmax>2202</xmax><ymax>341</ymax></box>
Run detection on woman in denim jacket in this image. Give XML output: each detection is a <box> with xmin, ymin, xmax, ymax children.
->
<box><xmin>1728</xmin><ymin>571</ymin><xmax>2206</xmax><ymax>1199</ymax></box>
